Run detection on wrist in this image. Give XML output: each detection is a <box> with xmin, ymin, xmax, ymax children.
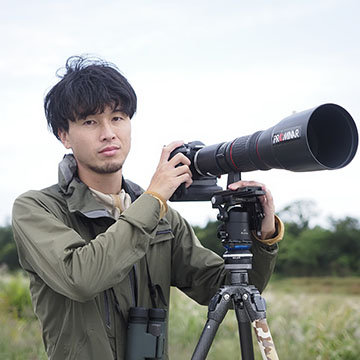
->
<box><xmin>261</xmin><ymin>229</ymin><xmax>276</xmax><ymax>240</ymax></box>
<box><xmin>260</xmin><ymin>220</ymin><xmax>276</xmax><ymax>240</ymax></box>
<box><xmin>253</xmin><ymin>215</ymin><xmax>284</xmax><ymax>246</ymax></box>
<box><xmin>144</xmin><ymin>190</ymin><xmax>168</xmax><ymax>219</ymax></box>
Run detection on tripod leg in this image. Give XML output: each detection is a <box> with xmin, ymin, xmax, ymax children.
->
<box><xmin>235</xmin><ymin>306</ymin><xmax>255</xmax><ymax>360</ymax></box>
<box><xmin>252</xmin><ymin>318</ymin><xmax>279</xmax><ymax>360</ymax></box>
<box><xmin>191</xmin><ymin>317</ymin><xmax>221</xmax><ymax>360</ymax></box>
<box><xmin>191</xmin><ymin>290</ymin><xmax>232</xmax><ymax>360</ymax></box>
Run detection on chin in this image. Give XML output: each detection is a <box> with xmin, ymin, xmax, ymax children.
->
<box><xmin>90</xmin><ymin>162</ymin><xmax>123</xmax><ymax>174</ymax></box>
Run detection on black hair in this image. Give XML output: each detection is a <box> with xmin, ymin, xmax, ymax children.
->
<box><xmin>44</xmin><ymin>55</ymin><xmax>137</xmax><ymax>140</ymax></box>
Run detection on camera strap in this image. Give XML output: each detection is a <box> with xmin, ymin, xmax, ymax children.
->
<box><xmin>145</xmin><ymin>255</ymin><xmax>167</xmax><ymax>308</ymax></box>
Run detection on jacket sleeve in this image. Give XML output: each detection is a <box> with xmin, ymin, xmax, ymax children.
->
<box><xmin>168</xmin><ymin>208</ymin><xmax>279</xmax><ymax>305</ymax></box>
<box><xmin>248</xmin><ymin>240</ymin><xmax>279</xmax><ymax>293</ymax></box>
<box><xmin>12</xmin><ymin>191</ymin><xmax>162</xmax><ymax>302</ymax></box>
<box><xmin>249</xmin><ymin>215</ymin><xmax>284</xmax><ymax>290</ymax></box>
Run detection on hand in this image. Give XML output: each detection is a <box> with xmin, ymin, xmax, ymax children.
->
<box><xmin>228</xmin><ymin>180</ymin><xmax>276</xmax><ymax>240</ymax></box>
<box><xmin>147</xmin><ymin>141</ymin><xmax>193</xmax><ymax>201</ymax></box>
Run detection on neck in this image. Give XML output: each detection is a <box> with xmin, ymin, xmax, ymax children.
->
<box><xmin>78</xmin><ymin>166</ymin><xmax>123</xmax><ymax>194</ymax></box>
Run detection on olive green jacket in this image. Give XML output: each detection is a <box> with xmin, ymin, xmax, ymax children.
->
<box><xmin>12</xmin><ymin>154</ymin><xmax>279</xmax><ymax>360</ymax></box>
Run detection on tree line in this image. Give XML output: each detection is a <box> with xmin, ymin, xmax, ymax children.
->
<box><xmin>194</xmin><ymin>200</ymin><xmax>360</xmax><ymax>277</ymax></box>
<box><xmin>1</xmin><ymin>200</ymin><xmax>359</xmax><ymax>276</ymax></box>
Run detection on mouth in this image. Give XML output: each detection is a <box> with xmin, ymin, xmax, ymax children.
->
<box><xmin>98</xmin><ymin>145</ymin><xmax>120</xmax><ymax>157</ymax></box>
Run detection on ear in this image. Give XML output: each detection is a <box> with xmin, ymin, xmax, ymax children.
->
<box><xmin>58</xmin><ymin>129</ymin><xmax>72</xmax><ymax>149</ymax></box>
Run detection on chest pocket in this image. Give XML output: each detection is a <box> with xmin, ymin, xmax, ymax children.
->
<box><xmin>145</xmin><ymin>222</ymin><xmax>173</xmax><ymax>307</ymax></box>
<box><xmin>150</xmin><ymin>222</ymin><xmax>174</xmax><ymax>245</ymax></box>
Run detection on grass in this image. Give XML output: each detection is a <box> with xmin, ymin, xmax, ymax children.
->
<box><xmin>0</xmin><ymin>313</ymin><xmax>47</xmax><ymax>360</ymax></box>
<box><xmin>1</xmin><ymin>273</ymin><xmax>359</xmax><ymax>359</ymax></box>
<box><xmin>168</xmin><ymin>277</ymin><xmax>360</xmax><ymax>360</ymax></box>
<box><xmin>0</xmin><ymin>272</ymin><xmax>47</xmax><ymax>360</ymax></box>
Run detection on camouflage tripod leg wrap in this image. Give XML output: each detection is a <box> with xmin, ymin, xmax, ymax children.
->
<box><xmin>252</xmin><ymin>318</ymin><xmax>279</xmax><ymax>360</ymax></box>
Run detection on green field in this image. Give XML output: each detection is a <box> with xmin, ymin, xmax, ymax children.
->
<box><xmin>169</xmin><ymin>277</ymin><xmax>360</xmax><ymax>360</ymax></box>
<box><xmin>1</xmin><ymin>274</ymin><xmax>359</xmax><ymax>359</ymax></box>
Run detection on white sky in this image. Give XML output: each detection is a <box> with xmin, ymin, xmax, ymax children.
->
<box><xmin>0</xmin><ymin>0</ymin><xmax>359</xmax><ymax>227</ymax></box>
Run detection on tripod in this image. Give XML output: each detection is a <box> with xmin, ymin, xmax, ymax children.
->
<box><xmin>191</xmin><ymin>185</ymin><xmax>279</xmax><ymax>360</ymax></box>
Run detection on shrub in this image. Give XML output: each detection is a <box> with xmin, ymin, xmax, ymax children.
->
<box><xmin>0</xmin><ymin>272</ymin><xmax>33</xmax><ymax>318</ymax></box>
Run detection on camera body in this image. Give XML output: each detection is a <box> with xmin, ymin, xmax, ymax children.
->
<box><xmin>170</xmin><ymin>141</ymin><xmax>223</xmax><ymax>201</ymax></box>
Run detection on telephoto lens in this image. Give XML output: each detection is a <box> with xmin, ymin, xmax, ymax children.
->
<box><xmin>194</xmin><ymin>104</ymin><xmax>358</xmax><ymax>176</ymax></box>
<box><xmin>169</xmin><ymin>103</ymin><xmax>358</xmax><ymax>201</ymax></box>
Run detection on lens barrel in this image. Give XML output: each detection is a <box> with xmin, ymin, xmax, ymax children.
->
<box><xmin>194</xmin><ymin>103</ymin><xmax>358</xmax><ymax>176</ymax></box>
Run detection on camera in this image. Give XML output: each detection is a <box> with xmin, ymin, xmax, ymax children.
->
<box><xmin>170</xmin><ymin>103</ymin><xmax>358</xmax><ymax>201</ymax></box>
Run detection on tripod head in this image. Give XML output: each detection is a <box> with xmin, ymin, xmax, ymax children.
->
<box><xmin>211</xmin><ymin>185</ymin><xmax>265</xmax><ymax>283</ymax></box>
<box><xmin>192</xmin><ymin>179</ymin><xmax>279</xmax><ymax>360</ymax></box>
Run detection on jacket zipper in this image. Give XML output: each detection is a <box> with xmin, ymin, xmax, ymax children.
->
<box><xmin>128</xmin><ymin>265</ymin><xmax>138</xmax><ymax>307</ymax></box>
<box><xmin>104</xmin><ymin>290</ymin><xmax>111</xmax><ymax>329</ymax></box>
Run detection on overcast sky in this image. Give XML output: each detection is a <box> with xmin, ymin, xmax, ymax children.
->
<box><xmin>1</xmin><ymin>0</ymin><xmax>359</xmax><ymax>227</ymax></box>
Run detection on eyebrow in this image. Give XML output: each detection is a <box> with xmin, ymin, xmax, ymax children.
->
<box><xmin>113</xmin><ymin>107</ymin><xmax>125</xmax><ymax>113</ymax></box>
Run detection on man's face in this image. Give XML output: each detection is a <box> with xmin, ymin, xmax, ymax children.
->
<box><xmin>58</xmin><ymin>106</ymin><xmax>131</xmax><ymax>176</ymax></box>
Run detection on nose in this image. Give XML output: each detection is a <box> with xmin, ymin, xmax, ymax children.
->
<box><xmin>100</xmin><ymin>121</ymin><xmax>116</xmax><ymax>142</ymax></box>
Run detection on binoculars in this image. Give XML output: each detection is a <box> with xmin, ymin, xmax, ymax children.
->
<box><xmin>125</xmin><ymin>307</ymin><xmax>167</xmax><ymax>360</ymax></box>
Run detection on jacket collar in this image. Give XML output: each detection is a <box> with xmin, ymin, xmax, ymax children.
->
<box><xmin>57</xmin><ymin>154</ymin><xmax>143</xmax><ymax>219</ymax></box>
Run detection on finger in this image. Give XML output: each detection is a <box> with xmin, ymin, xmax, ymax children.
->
<box><xmin>263</xmin><ymin>186</ymin><xmax>273</xmax><ymax>202</ymax></box>
<box><xmin>228</xmin><ymin>180</ymin><xmax>274</xmax><ymax>210</ymax></box>
<box><xmin>170</xmin><ymin>165</ymin><xmax>193</xmax><ymax>190</ymax></box>
<box><xmin>168</xmin><ymin>152</ymin><xmax>191</xmax><ymax>167</ymax></box>
<box><xmin>185</xmin><ymin>176</ymin><xmax>193</xmax><ymax>188</ymax></box>
<box><xmin>228</xmin><ymin>180</ymin><xmax>264</xmax><ymax>191</ymax></box>
<box><xmin>259</xmin><ymin>187</ymin><xmax>275</xmax><ymax>214</ymax></box>
<box><xmin>173</xmin><ymin>164</ymin><xmax>192</xmax><ymax>178</ymax></box>
<box><xmin>177</xmin><ymin>173</ymin><xmax>193</xmax><ymax>189</ymax></box>
<box><xmin>159</xmin><ymin>140</ymin><xmax>184</xmax><ymax>163</ymax></box>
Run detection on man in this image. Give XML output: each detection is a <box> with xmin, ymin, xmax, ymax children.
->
<box><xmin>12</xmin><ymin>56</ymin><xmax>283</xmax><ymax>360</ymax></box>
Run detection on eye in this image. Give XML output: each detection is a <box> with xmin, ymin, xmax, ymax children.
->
<box><xmin>113</xmin><ymin>116</ymin><xmax>125</xmax><ymax>122</ymax></box>
<box><xmin>83</xmin><ymin>120</ymin><xmax>96</xmax><ymax>126</ymax></box>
